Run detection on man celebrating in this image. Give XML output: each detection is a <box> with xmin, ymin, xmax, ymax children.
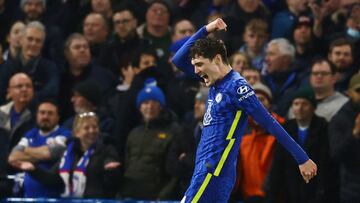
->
<box><xmin>172</xmin><ymin>18</ymin><xmax>317</xmax><ymax>202</ymax></box>
<box><xmin>8</xmin><ymin>100</ymin><xmax>71</xmax><ymax>197</ymax></box>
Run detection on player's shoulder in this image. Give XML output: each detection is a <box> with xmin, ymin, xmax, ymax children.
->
<box><xmin>224</xmin><ymin>71</ymin><xmax>253</xmax><ymax>96</ymax></box>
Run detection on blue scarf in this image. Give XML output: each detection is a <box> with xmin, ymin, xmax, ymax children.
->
<box><xmin>59</xmin><ymin>141</ymin><xmax>95</xmax><ymax>197</ymax></box>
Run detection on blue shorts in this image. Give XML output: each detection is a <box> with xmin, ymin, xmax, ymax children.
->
<box><xmin>182</xmin><ymin>173</ymin><xmax>235</xmax><ymax>203</ymax></box>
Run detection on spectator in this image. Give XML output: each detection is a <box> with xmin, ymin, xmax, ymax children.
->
<box><xmin>232</xmin><ymin>82</ymin><xmax>284</xmax><ymax>203</ymax></box>
<box><xmin>167</xmin><ymin>87</ymin><xmax>208</xmax><ymax>199</ymax></box>
<box><xmin>288</xmin><ymin>58</ymin><xmax>349</xmax><ymax>121</ymax></box>
<box><xmin>328</xmin><ymin>38</ymin><xmax>356</xmax><ymax>92</ymax></box>
<box><xmin>242</xmin><ymin>68</ymin><xmax>261</xmax><ymax>86</ymax></box>
<box><xmin>166</xmin><ymin>36</ymin><xmax>200</xmax><ymax>120</ymax></box>
<box><xmin>137</xmin><ymin>0</ymin><xmax>172</xmax><ymax>59</ymax></box>
<box><xmin>223</xmin><ymin>0</ymin><xmax>270</xmax><ymax>54</ymax></box>
<box><xmin>0</xmin><ymin>73</ymin><xmax>35</xmax><ymax>196</ymax></box>
<box><xmin>18</xmin><ymin>0</ymin><xmax>64</xmax><ymax>65</ymax></box>
<box><xmin>91</xmin><ymin>0</ymin><xmax>113</xmax><ymax>20</ymax></box>
<box><xmin>239</xmin><ymin>18</ymin><xmax>269</xmax><ymax>71</ymax></box>
<box><xmin>190</xmin><ymin>0</ymin><xmax>228</xmax><ymax>29</ymax></box>
<box><xmin>329</xmin><ymin>73</ymin><xmax>360</xmax><ymax>202</ymax></box>
<box><xmin>265</xmin><ymin>87</ymin><xmax>331</xmax><ymax>203</ymax></box>
<box><xmin>0</xmin><ymin>73</ymin><xmax>34</xmax><ymax>157</ymax></box>
<box><xmin>292</xmin><ymin>15</ymin><xmax>324</xmax><ymax>78</ymax></box>
<box><xmin>229</xmin><ymin>52</ymin><xmax>251</xmax><ymax>73</ymax></box>
<box><xmin>263</xmin><ymin>38</ymin><xmax>302</xmax><ymax>116</ymax></box>
<box><xmin>8</xmin><ymin>100</ymin><xmax>71</xmax><ymax>197</ymax></box>
<box><xmin>271</xmin><ymin>0</ymin><xmax>309</xmax><ymax>40</ymax></box>
<box><xmin>83</xmin><ymin>13</ymin><xmax>109</xmax><ymax>59</ymax></box>
<box><xmin>0</xmin><ymin>21</ymin><xmax>59</xmax><ymax>104</ymax></box>
<box><xmin>119</xmin><ymin>81</ymin><xmax>180</xmax><ymax>200</ymax></box>
<box><xmin>3</xmin><ymin>21</ymin><xmax>25</xmax><ymax>61</ymax></box>
<box><xmin>98</xmin><ymin>6</ymin><xmax>150</xmax><ymax>76</ymax></box>
<box><xmin>58</xmin><ymin>33</ymin><xmax>116</xmax><ymax>121</ymax></box>
<box><xmin>171</xmin><ymin>18</ymin><xmax>195</xmax><ymax>42</ymax></box>
<box><xmin>111</xmin><ymin>49</ymin><xmax>167</xmax><ymax>158</ymax></box>
<box><xmin>62</xmin><ymin>80</ymin><xmax>114</xmax><ymax>136</ymax></box>
<box><xmin>14</xmin><ymin>112</ymin><xmax>121</xmax><ymax>198</ymax></box>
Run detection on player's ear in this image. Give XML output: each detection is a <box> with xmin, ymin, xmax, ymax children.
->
<box><xmin>214</xmin><ymin>54</ymin><xmax>222</xmax><ymax>65</ymax></box>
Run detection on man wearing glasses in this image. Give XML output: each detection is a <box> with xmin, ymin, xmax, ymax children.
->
<box><xmin>98</xmin><ymin>6</ymin><xmax>150</xmax><ymax>76</ymax></box>
<box><xmin>309</xmin><ymin>58</ymin><xmax>349</xmax><ymax>121</ymax></box>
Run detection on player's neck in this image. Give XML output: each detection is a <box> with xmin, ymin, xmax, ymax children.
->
<box><xmin>219</xmin><ymin>64</ymin><xmax>232</xmax><ymax>79</ymax></box>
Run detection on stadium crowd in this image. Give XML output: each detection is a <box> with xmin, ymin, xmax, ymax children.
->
<box><xmin>0</xmin><ymin>0</ymin><xmax>359</xmax><ymax>202</ymax></box>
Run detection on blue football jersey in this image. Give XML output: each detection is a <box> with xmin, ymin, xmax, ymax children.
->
<box><xmin>173</xmin><ymin>26</ymin><xmax>309</xmax><ymax>203</ymax></box>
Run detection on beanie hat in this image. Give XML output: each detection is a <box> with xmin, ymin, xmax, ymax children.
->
<box><xmin>136</xmin><ymin>78</ymin><xmax>166</xmax><ymax>108</ymax></box>
<box><xmin>73</xmin><ymin>80</ymin><xmax>102</xmax><ymax>106</ymax></box>
<box><xmin>292</xmin><ymin>86</ymin><xmax>317</xmax><ymax>107</ymax></box>
<box><xmin>252</xmin><ymin>82</ymin><xmax>272</xmax><ymax>101</ymax></box>
<box><xmin>21</xmin><ymin>0</ymin><xmax>46</xmax><ymax>8</ymax></box>
<box><xmin>294</xmin><ymin>15</ymin><xmax>313</xmax><ymax>28</ymax></box>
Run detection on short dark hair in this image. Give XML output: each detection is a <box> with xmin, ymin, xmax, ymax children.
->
<box><xmin>36</xmin><ymin>98</ymin><xmax>60</xmax><ymax>115</ymax></box>
<box><xmin>311</xmin><ymin>58</ymin><xmax>337</xmax><ymax>75</ymax></box>
<box><xmin>132</xmin><ymin>48</ymin><xmax>158</xmax><ymax>68</ymax></box>
<box><xmin>328</xmin><ymin>38</ymin><xmax>353</xmax><ymax>54</ymax></box>
<box><xmin>113</xmin><ymin>4</ymin><xmax>136</xmax><ymax>18</ymax></box>
<box><xmin>190</xmin><ymin>38</ymin><xmax>229</xmax><ymax>65</ymax></box>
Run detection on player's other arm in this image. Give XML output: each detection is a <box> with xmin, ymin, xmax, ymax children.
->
<box><xmin>233</xmin><ymin>83</ymin><xmax>317</xmax><ymax>183</ymax></box>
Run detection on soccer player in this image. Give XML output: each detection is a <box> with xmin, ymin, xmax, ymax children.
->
<box><xmin>172</xmin><ymin>18</ymin><xmax>317</xmax><ymax>203</ymax></box>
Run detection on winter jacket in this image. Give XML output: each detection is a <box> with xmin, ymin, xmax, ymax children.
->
<box><xmin>120</xmin><ymin>109</ymin><xmax>181</xmax><ymax>200</ymax></box>
<box><xmin>329</xmin><ymin>101</ymin><xmax>360</xmax><ymax>202</ymax></box>
<box><xmin>265</xmin><ymin>115</ymin><xmax>333</xmax><ymax>203</ymax></box>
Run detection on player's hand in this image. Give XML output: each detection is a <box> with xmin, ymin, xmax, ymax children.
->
<box><xmin>299</xmin><ymin>159</ymin><xmax>317</xmax><ymax>183</ymax></box>
<box><xmin>205</xmin><ymin>18</ymin><xmax>227</xmax><ymax>33</ymax></box>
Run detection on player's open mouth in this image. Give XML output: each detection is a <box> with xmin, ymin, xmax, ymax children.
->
<box><xmin>200</xmin><ymin>74</ymin><xmax>208</xmax><ymax>81</ymax></box>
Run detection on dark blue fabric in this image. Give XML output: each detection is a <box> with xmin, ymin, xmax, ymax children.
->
<box><xmin>10</xmin><ymin>107</ymin><xmax>21</xmax><ymax>129</ymax></box>
<box><xmin>298</xmin><ymin>128</ymin><xmax>308</xmax><ymax>146</ymax></box>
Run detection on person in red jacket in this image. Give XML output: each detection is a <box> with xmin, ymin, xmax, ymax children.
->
<box><xmin>233</xmin><ymin>82</ymin><xmax>285</xmax><ymax>203</ymax></box>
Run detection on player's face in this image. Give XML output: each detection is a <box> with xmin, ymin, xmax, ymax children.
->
<box><xmin>192</xmin><ymin>55</ymin><xmax>221</xmax><ymax>86</ymax></box>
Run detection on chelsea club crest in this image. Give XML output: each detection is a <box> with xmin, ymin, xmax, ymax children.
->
<box><xmin>215</xmin><ymin>93</ymin><xmax>222</xmax><ymax>103</ymax></box>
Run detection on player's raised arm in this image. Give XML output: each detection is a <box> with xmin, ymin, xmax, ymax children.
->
<box><xmin>171</xmin><ymin>18</ymin><xmax>227</xmax><ymax>79</ymax></box>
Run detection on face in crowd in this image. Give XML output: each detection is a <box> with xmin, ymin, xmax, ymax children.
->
<box><xmin>36</xmin><ymin>102</ymin><xmax>60</xmax><ymax>132</ymax></box>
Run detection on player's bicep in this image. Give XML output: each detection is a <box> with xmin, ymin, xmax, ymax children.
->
<box><xmin>231</xmin><ymin>83</ymin><xmax>263</xmax><ymax>114</ymax></box>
